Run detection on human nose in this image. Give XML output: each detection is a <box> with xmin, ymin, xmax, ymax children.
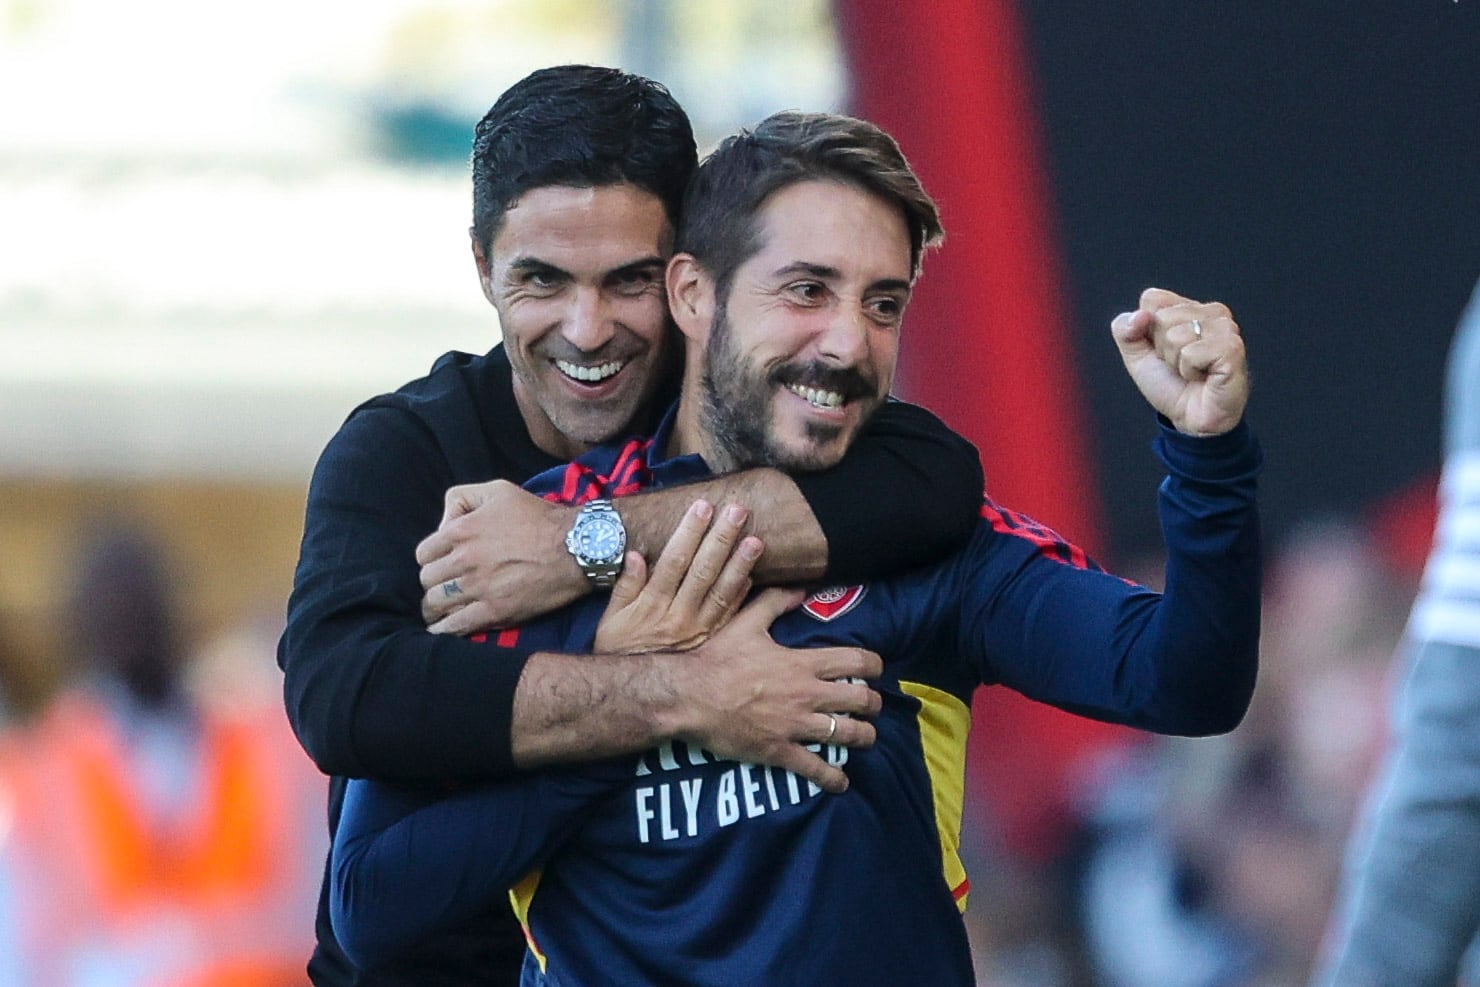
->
<box><xmin>561</xmin><ymin>287</ymin><xmax>616</xmax><ymax>353</ymax></box>
<box><xmin>815</xmin><ymin>304</ymin><xmax>871</xmax><ymax>366</ymax></box>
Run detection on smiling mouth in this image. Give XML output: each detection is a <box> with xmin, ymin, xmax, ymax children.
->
<box><xmin>784</xmin><ymin>383</ymin><xmax>846</xmax><ymax>409</ymax></box>
<box><xmin>555</xmin><ymin>359</ymin><xmax>625</xmax><ymax>384</ymax></box>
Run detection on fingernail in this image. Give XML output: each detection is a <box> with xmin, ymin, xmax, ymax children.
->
<box><xmin>740</xmin><ymin>537</ymin><xmax>763</xmax><ymax>559</ymax></box>
<box><xmin>724</xmin><ymin>504</ymin><xmax>748</xmax><ymax>525</ymax></box>
<box><xmin>692</xmin><ymin>500</ymin><xmax>712</xmax><ymax>521</ymax></box>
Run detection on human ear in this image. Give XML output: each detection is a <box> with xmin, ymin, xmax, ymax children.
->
<box><xmin>666</xmin><ymin>254</ymin><xmax>715</xmax><ymax>344</ymax></box>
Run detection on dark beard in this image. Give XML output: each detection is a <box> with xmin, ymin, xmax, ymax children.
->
<box><xmin>700</xmin><ymin>306</ymin><xmax>878</xmax><ymax>472</ymax></box>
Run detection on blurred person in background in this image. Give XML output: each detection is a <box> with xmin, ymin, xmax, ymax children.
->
<box><xmin>1313</xmin><ymin>279</ymin><xmax>1480</xmax><ymax>987</ymax></box>
<box><xmin>279</xmin><ymin>64</ymin><xmax>983</xmax><ymax>985</ymax></box>
<box><xmin>0</xmin><ymin>523</ymin><xmax>325</xmax><ymax>987</ymax></box>
<box><xmin>1071</xmin><ymin>519</ymin><xmax>1409</xmax><ymax>987</ymax></box>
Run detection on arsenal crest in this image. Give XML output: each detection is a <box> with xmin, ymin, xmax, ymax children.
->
<box><xmin>802</xmin><ymin>585</ymin><xmax>867</xmax><ymax>622</ymax></box>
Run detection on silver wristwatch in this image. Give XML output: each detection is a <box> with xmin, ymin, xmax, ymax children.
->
<box><xmin>565</xmin><ymin>499</ymin><xmax>626</xmax><ymax>588</ymax></box>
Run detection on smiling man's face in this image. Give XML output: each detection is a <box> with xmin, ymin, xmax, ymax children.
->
<box><xmin>478</xmin><ymin>183</ymin><xmax>675</xmax><ymax>460</ymax></box>
<box><xmin>693</xmin><ymin>179</ymin><xmax>912</xmax><ymax>472</ymax></box>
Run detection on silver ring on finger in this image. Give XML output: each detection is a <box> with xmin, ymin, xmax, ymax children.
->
<box><xmin>823</xmin><ymin>714</ymin><xmax>838</xmax><ymax>743</ymax></box>
<box><xmin>1190</xmin><ymin>318</ymin><xmax>1203</xmax><ymax>339</ymax></box>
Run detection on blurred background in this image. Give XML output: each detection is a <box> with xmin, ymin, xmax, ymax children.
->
<box><xmin>1</xmin><ymin>0</ymin><xmax>1476</xmax><ymax>983</ymax></box>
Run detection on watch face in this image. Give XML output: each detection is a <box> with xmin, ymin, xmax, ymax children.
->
<box><xmin>575</xmin><ymin>516</ymin><xmax>624</xmax><ymax>563</ymax></box>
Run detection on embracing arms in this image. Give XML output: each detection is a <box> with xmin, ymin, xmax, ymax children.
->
<box><xmin>416</xmin><ymin>399</ymin><xmax>983</xmax><ymax>634</ymax></box>
<box><xmin>279</xmin><ymin>392</ymin><xmax>975</xmax><ymax>789</ymax></box>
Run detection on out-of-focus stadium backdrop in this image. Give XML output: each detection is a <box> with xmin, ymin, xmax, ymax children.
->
<box><xmin>1</xmin><ymin>1</ymin><xmax>1477</xmax><ymax>983</ymax></box>
<box><xmin>0</xmin><ymin>0</ymin><xmax>852</xmax><ymax>706</ymax></box>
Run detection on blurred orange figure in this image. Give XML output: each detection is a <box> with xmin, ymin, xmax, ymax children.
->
<box><xmin>0</xmin><ymin>525</ymin><xmax>324</xmax><ymax>986</ymax></box>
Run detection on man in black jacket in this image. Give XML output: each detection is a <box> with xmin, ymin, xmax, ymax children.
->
<box><xmin>279</xmin><ymin>65</ymin><xmax>983</xmax><ymax>985</ymax></box>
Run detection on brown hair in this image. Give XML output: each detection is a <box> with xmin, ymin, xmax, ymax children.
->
<box><xmin>675</xmin><ymin>111</ymin><xmax>944</xmax><ymax>303</ymax></box>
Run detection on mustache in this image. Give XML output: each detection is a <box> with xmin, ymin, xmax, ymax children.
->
<box><xmin>770</xmin><ymin>361</ymin><xmax>879</xmax><ymax>401</ymax></box>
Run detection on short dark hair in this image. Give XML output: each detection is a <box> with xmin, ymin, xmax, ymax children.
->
<box><xmin>675</xmin><ymin>111</ymin><xmax>944</xmax><ymax>302</ymax></box>
<box><xmin>470</xmin><ymin>65</ymin><xmax>698</xmax><ymax>252</ymax></box>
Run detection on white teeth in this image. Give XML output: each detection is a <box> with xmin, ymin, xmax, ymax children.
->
<box><xmin>786</xmin><ymin>383</ymin><xmax>844</xmax><ymax>408</ymax></box>
<box><xmin>556</xmin><ymin>359</ymin><xmax>624</xmax><ymax>383</ymax></box>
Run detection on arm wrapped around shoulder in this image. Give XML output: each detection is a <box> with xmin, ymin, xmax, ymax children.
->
<box><xmin>793</xmin><ymin>398</ymin><xmax>984</xmax><ymax>583</ymax></box>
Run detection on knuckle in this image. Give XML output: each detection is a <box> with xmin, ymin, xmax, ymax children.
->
<box><xmin>716</xmin><ymin>505</ymin><xmax>747</xmax><ymax>530</ymax></box>
<box><xmin>704</xmin><ymin>525</ymin><xmax>739</xmax><ymax>548</ymax></box>
<box><xmin>789</xmin><ymin>749</ymin><xmax>821</xmax><ymax>774</ymax></box>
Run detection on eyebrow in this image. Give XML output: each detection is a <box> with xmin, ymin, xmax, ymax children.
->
<box><xmin>505</xmin><ymin>256</ymin><xmax>570</xmax><ymax>280</ymax></box>
<box><xmin>505</xmin><ymin>255</ymin><xmax>667</xmax><ymax>281</ymax></box>
<box><xmin>770</xmin><ymin>261</ymin><xmax>912</xmax><ymax>295</ymax></box>
<box><xmin>604</xmin><ymin>256</ymin><xmax>668</xmax><ymax>279</ymax></box>
<box><xmin>771</xmin><ymin>261</ymin><xmax>840</xmax><ymax>281</ymax></box>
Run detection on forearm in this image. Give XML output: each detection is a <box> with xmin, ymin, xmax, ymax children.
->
<box><xmin>793</xmin><ymin>398</ymin><xmax>983</xmax><ymax>582</ymax></box>
<box><xmin>332</xmin><ymin>765</ymin><xmax>629</xmax><ymax>968</ymax></box>
<box><xmin>1136</xmin><ymin>420</ymin><xmax>1264</xmax><ymax>732</ymax></box>
<box><xmin>975</xmin><ymin>421</ymin><xmax>1262</xmax><ymax>736</ymax></box>
<box><xmin>615</xmin><ymin>469</ymin><xmax>826</xmax><ymax>585</ymax></box>
<box><xmin>509</xmin><ymin>595</ymin><xmax>883</xmax><ymax>795</ymax></box>
<box><xmin>509</xmin><ymin>648</ymin><xmax>689</xmax><ymax>768</ymax></box>
<box><xmin>1059</xmin><ymin>421</ymin><xmax>1263</xmax><ymax>735</ymax></box>
<box><xmin>281</xmin><ymin>407</ymin><xmax>525</xmax><ymax>781</ymax></box>
<box><xmin>284</xmin><ymin>611</ymin><xmax>529</xmax><ymax>780</ymax></box>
